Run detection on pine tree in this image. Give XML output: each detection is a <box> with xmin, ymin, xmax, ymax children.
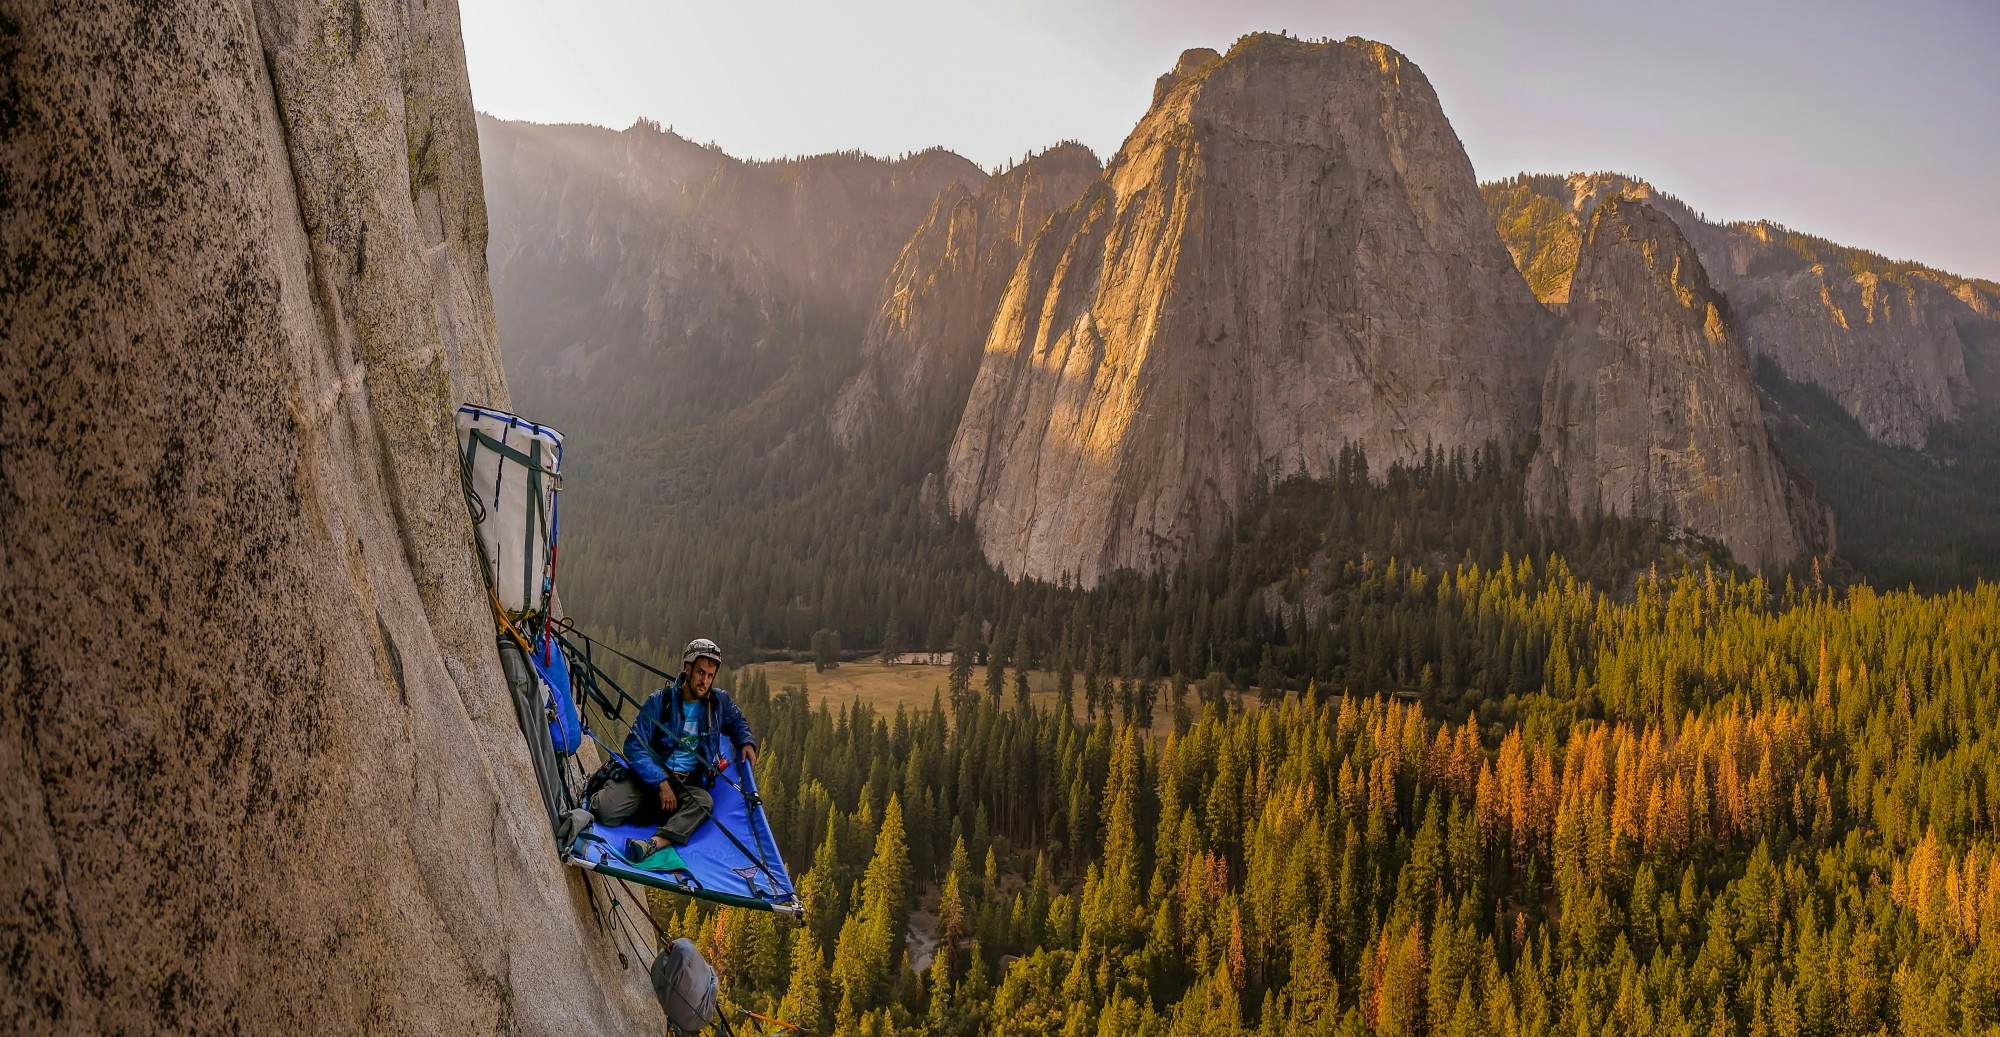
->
<box><xmin>796</xmin><ymin>807</ymin><xmax>846</xmax><ymax>955</ymax></box>
<box><xmin>925</xmin><ymin>940</ymin><xmax>956</xmax><ymax>1034</ymax></box>
<box><xmin>812</xmin><ymin>627</ymin><xmax>841</xmax><ymax>672</ymax></box>
<box><xmin>1372</xmin><ymin>922</ymin><xmax>1426</xmax><ymax>1037</ymax></box>
<box><xmin>1026</xmin><ymin>851</ymin><xmax>1052</xmax><ymax>948</ymax></box>
<box><xmin>949</xmin><ymin>614</ymin><xmax>977</xmax><ymax>720</ymax></box>
<box><xmin>960</xmin><ymin>938</ymin><xmax>993</xmax><ymax>1016</ymax></box>
<box><xmin>1084</xmin><ymin>642</ymin><xmax>1103</xmax><ymax>720</ymax></box>
<box><xmin>986</xmin><ymin>632</ymin><xmax>1007</xmax><ymax>706</ymax></box>
<box><xmin>1629</xmin><ymin>862</ymin><xmax>1660</xmax><ymax>957</ymax></box>
<box><xmin>777</xmin><ymin>931</ymin><xmax>829</xmax><ymax>1035</ymax></box>
<box><xmin>880</xmin><ymin>614</ymin><xmax>905</xmax><ymax>664</ymax></box>
<box><xmin>831</xmin><ymin>794</ymin><xmax>910</xmax><ymax>1011</ymax></box>
<box><xmin>1083</xmin><ymin>728</ymin><xmax>1143</xmax><ymax>948</ymax></box>
<box><xmin>1287</xmin><ymin>918</ymin><xmax>1340</xmax><ymax>1034</ymax></box>
<box><xmin>1058</xmin><ymin>633</ymin><xmax>1077</xmax><ymax>718</ymax></box>
<box><xmin>938</xmin><ymin>837</ymin><xmax>970</xmax><ymax>954</ymax></box>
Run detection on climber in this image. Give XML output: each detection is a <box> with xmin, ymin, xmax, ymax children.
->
<box><xmin>590</xmin><ymin>637</ymin><xmax>759</xmax><ymax>865</ymax></box>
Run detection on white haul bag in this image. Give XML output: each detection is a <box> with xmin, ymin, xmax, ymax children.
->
<box><xmin>456</xmin><ymin>405</ymin><xmax>562</xmax><ymax>618</ymax></box>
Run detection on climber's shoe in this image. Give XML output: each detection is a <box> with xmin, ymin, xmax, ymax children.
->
<box><xmin>624</xmin><ymin>836</ymin><xmax>659</xmax><ymax>863</ymax></box>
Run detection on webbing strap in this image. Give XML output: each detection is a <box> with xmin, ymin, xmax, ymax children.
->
<box><xmin>469</xmin><ymin>427</ymin><xmax>542</xmax><ymax>470</ymax></box>
<box><xmin>460</xmin><ymin>434</ymin><xmax>484</xmax><ymax>519</ymax></box>
<box><xmin>582</xmin><ymin>724</ymin><xmax>627</xmax><ymax>769</ymax></box>
<box><xmin>716</xmin><ymin>767</ymin><xmax>780</xmax><ymax>886</ymax></box>
<box><xmin>525</xmin><ymin>436</ymin><xmax>542</xmax><ymax>613</ymax></box>
<box><xmin>735</xmin><ymin>1007</ymin><xmax>809</xmax><ymax>1034</ymax></box>
<box><xmin>570</xmin><ymin>652</ymin><xmax>629</xmax><ymax>719</ymax></box>
<box><xmin>552</xmin><ymin>628</ymin><xmax>644</xmax><ymax>718</ymax></box>
<box><xmin>489</xmin><ymin>425</ymin><xmax>507</xmax><ymax>516</ymax></box>
<box><xmin>706</xmin><ymin>805</ymin><xmax>790</xmax><ymax>898</ymax></box>
<box><xmin>552</xmin><ymin>622</ymin><xmax>677</xmax><ymax>684</ymax></box>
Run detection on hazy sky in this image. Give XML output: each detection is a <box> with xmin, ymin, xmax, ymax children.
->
<box><xmin>462</xmin><ymin>0</ymin><xmax>1999</xmax><ymax>281</ymax></box>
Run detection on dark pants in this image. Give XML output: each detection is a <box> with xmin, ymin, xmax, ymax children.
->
<box><xmin>593</xmin><ymin>773</ymin><xmax>713</xmax><ymax>846</ymax></box>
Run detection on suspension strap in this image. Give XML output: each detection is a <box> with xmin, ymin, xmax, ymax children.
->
<box><xmin>705</xmin><ymin>808</ymin><xmax>790</xmax><ymax>899</ymax></box>
<box><xmin>550</xmin><ymin>619</ymin><xmax>679</xmax><ymax>683</ymax></box>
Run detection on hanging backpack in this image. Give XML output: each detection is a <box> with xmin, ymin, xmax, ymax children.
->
<box><xmin>650</xmin><ymin>938</ymin><xmax>718</xmax><ymax>1035</ymax></box>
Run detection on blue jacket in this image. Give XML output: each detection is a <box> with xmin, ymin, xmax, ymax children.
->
<box><xmin>623</xmin><ymin>679</ymin><xmax>756</xmax><ymax>790</ymax></box>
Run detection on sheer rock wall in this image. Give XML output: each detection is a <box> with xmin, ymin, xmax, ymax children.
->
<box><xmin>1526</xmin><ymin>197</ymin><xmax>1820</xmax><ymax>568</ymax></box>
<box><xmin>1</xmin><ymin>2</ymin><xmax>654</xmax><ymax>1031</ymax></box>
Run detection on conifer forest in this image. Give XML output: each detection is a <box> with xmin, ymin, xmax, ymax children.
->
<box><xmin>576</xmin><ymin>449</ymin><xmax>2000</xmax><ymax>1036</ymax></box>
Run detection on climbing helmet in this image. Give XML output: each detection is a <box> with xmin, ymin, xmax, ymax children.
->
<box><xmin>683</xmin><ymin>637</ymin><xmax>723</xmax><ymax>669</ymax></box>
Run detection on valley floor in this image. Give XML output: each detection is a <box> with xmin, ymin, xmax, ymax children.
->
<box><xmin>740</xmin><ymin>661</ymin><xmax>1254</xmax><ymax>730</ymax></box>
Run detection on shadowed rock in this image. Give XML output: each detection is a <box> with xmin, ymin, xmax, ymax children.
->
<box><xmin>478</xmin><ymin>116</ymin><xmax>985</xmax><ymax>445</ymax></box>
<box><xmin>831</xmin><ymin>143</ymin><xmax>1102</xmax><ymax>451</ymax></box>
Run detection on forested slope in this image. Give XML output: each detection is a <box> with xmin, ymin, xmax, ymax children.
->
<box><xmin>696</xmin><ymin>563</ymin><xmax>2000</xmax><ymax>1036</ymax></box>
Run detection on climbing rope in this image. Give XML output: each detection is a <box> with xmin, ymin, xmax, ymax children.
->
<box><xmin>590</xmin><ymin>871</ymin><xmax>814</xmax><ymax>1036</ymax></box>
<box><xmin>550</xmin><ymin>618</ymin><xmax>678</xmax><ymax>684</ymax></box>
<box><xmin>734</xmin><ymin>1007</ymin><xmax>812</xmax><ymax>1035</ymax></box>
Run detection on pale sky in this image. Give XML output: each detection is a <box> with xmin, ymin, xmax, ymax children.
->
<box><xmin>461</xmin><ymin>0</ymin><xmax>2000</xmax><ymax>281</ymax></box>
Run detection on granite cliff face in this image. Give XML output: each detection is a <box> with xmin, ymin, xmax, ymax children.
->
<box><xmin>1526</xmin><ymin>197</ymin><xmax>1820</xmax><ymax>568</ymax></box>
<box><xmin>830</xmin><ymin>143</ymin><xmax>1102</xmax><ymax>450</ymax></box>
<box><xmin>479</xmin><ymin>117</ymin><xmax>984</xmax><ymax>445</ymax></box>
<box><xmin>2</xmin><ymin>2</ymin><xmax>652</xmax><ymax>1032</ymax></box>
<box><xmin>1487</xmin><ymin>173</ymin><xmax>2000</xmax><ymax>448</ymax></box>
<box><xmin>945</xmin><ymin>35</ymin><xmax>1554</xmax><ymax>585</ymax></box>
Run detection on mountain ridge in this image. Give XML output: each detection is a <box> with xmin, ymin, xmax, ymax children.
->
<box><xmin>476</xmin><ymin>34</ymin><xmax>1995</xmax><ymax>595</ymax></box>
<box><xmin>1485</xmin><ymin>171</ymin><xmax>2000</xmax><ymax>448</ymax></box>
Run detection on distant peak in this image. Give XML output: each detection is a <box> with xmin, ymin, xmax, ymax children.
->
<box><xmin>1580</xmin><ymin>195</ymin><xmax>1727</xmax><ymax>323</ymax></box>
<box><xmin>993</xmin><ymin>141</ymin><xmax>1102</xmax><ymax>180</ymax></box>
<box><xmin>1153</xmin><ymin>46</ymin><xmax>1223</xmax><ymax>103</ymax></box>
<box><xmin>1173</xmin><ymin>47</ymin><xmax>1223</xmax><ymax>76</ymax></box>
<box><xmin>899</xmin><ymin>144</ymin><xmax>977</xmax><ymax>167</ymax></box>
<box><xmin>1036</xmin><ymin>140</ymin><xmax>1101</xmax><ymax>164</ymax></box>
<box><xmin>1222</xmin><ymin>32</ymin><xmax>1416</xmax><ymax>70</ymax></box>
<box><xmin>1566</xmin><ymin>170</ymin><xmax>1652</xmax><ymax>192</ymax></box>
<box><xmin>747</xmin><ymin>145</ymin><xmax>983</xmax><ymax>186</ymax></box>
<box><xmin>1148</xmin><ymin>33</ymin><xmax>1431</xmax><ymax>111</ymax></box>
